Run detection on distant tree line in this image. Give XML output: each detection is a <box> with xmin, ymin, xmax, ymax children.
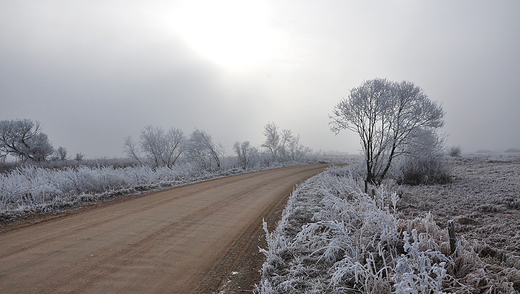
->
<box><xmin>124</xmin><ymin>122</ymin><xmax>313</xmax><ymax>172</ymax></box>
<box><xmin>233</xmin><ymin>122</ymin><xmax>311</xmax><ymax>170</ymax></box>
<box><xmin>0</xmin><ymin>118</ymin><xmax>313</xmax><ymax>173</ymax></box>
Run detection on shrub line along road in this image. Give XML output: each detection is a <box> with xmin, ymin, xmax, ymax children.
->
<box><xmin>0</xmin><ymin>164</ymin><xmax>329</xmax><ymax>293</ymax></box>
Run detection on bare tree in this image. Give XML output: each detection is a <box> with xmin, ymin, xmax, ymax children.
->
<box><xmin>278</xmin><ymin>129</ymin><xmax>293</xmax><ymax>161</ymax></box>
<box><xmin>262</xmin><ymin>122</ymin><xmax>311</xmax><ymax>163</ymax></box>
<box><xmin>0</xmin><ymin>119</ymin><xmax>54</xmax><ymax>162</ymax></box>
<box><xmin>124</xmin><ymin>136</ymin><xmax>144</xmax><ymax>165</ymax></box>
<box><xmin>285</xmin><ymin>134</ymin><xmax>312</xmax><ymax>161</ymax></box>
<box><xmin>262</xmin><ymin>122</ymin><xmax>280</xmax><ymax>161</ymax></box>
<box><xmin>124</xmin><ymin>126</ymin><xmax>184</xmax><ymax>168</ymax></box>
<box><xmin>140</xmin><ymin>126</ymin><xmax>164</xmax><ymax>167</ymax></box>
<box><xmin>162</xmin><ymin>127</ymin><xmax>185</xmax><ymax>168</ymax></box>
<box><xmin>75</xmin><ymin>152</ymin><xmax>85</xmax><ymax>161</ymax></box>
<box><xmin>234</xmin><ymin>141</ymin><xmax>258</xmax><ymax>169</ymax></box>
<box><xmin>55</xmin><ymin>146</ymin><xmax>68</xmax><ymax>161</ymax></box>
<box><xmin>330</xmin><ymin>78</ymin><xmax>445</xmax><ymax>191</ymax></box>
<box><xmin>185</xmin><ymin>129</ymin><xmax>223</xmax><ymax>171</ymax></box>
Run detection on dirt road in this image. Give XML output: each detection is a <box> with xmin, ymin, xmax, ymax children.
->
<box><xmin>0</xmin><ymin>164</ymin><xmax>328</xmax><ymax>293</ymax></box>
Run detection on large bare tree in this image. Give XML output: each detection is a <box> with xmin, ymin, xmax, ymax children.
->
<box><xmin>330</xmin><ymin>78</ymin><xmax>445</xmax><ymax>191</ymax></box>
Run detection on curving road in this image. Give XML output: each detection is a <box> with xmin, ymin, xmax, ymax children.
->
<box><xmin>0</xmin><ymin>164</ymin><xmax>328</xmax><ymax>293</ymax></box>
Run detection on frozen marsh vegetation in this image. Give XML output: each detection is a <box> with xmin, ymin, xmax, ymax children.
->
<box><xmin>257</xmin><ymin>163</ymin><xmax>520</xmax><ymax>293</ymax></box>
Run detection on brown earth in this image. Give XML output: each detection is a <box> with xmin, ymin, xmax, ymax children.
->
<box><xmin>0</xmin><ymin>164</ymin><xmax>329</xmax><ymax>294</ymax></box>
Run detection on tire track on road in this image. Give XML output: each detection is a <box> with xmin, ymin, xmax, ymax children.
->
<box><xmin>0</xmin><ymin>170</ymin><xmax>267</xmax><ymax>260</ymax></box>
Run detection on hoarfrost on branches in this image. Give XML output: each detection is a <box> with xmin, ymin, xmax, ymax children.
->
<box><xmin>124</xmin><ymin>125</ymin><xmax>184</xmax><ymax>169</ymax></box>
<box><xmin>330</xmin><ymin>79</ymin><xmax>445</xmax><ymax>191</ymax></box>
<box><xmin>262</xmin><ymin>122</ymin><xmax>312</xmax><ymax>164</ymax></box>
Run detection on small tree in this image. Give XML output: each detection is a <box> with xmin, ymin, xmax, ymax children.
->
<box><xmin>124</xmin><ymin>125</ymin><xmax>184</xmax><ymax>168</ymax></box>
<box><xmin>55</xmin><ymin>146</ymin><xmax>68</xmax><ymax>161</ymax></box>
<box><xmin>330</xmin><ymin>78</ymin><xmax>445</xmax><ymax>191</ymax></box>
<box><xmin>234</xmin><ymin>141</ymin><xmax>258</xmax><ymax>169</ymax></box>
<box><xmin>283</xmin><ymin>132</ymin><xmax>312</xmax><ymax>161</ymax></box>
<box><xmin>184</xmin><ymin>129</ymin><xmax>223</xmax><ymax>171</ymax></box>
<box><xmin>75</xmin><ymin>153</ymin><xmax>85</xmax><ymax>161</ymax></box>
<box><xmin>0</xmin><ymin>119</ymin><xmax>54</xmax><ymax>162</ymax></box>
<box><xmin>262</xmin><ymin>122</ymin><xmax>311</xmax><ymax>163</ymax></box>
<box><xmin>262</xmin><ymin>122</ymin><xmax>280</xmax><ymax>161</ymax></box>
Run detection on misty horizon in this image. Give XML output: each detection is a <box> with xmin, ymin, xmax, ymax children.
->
<box><xmin>1</xmin><ymin>1</ymin><xmax>519</xmax><ymax>158</ymax></box>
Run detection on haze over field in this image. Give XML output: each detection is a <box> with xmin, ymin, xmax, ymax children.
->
<box><xmin>1</xmin><ymin>0</ymin><xmax>519</xmax><ymax>158</ymax></box>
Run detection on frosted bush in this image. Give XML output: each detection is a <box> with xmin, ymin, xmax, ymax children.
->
<box><xmin>448</xmin><ymin>146</ymin><xmax>462</xmax><ymax>157</ymax></box>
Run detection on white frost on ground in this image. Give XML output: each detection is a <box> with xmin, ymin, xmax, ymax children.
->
<box><xmin>257</xmin><ymin>162</ymin><xmax>520</xmax><ymax>293</ymax></box>
<box><xmin>397</xmin><ymin>154</ymin><xmax>520</xmax><ymax>255</ymax></box>
<box><xmin>0</xmin><ymin>154</ymin><xmax>353</xmax><ymax>218</ymax></box>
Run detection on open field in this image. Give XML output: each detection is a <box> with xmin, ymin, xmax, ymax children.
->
<box><xmin>397</xmin><ymin>154</ymin><xmax>520</xmax><ymax>278</ymax></box>
<box><xmin>0</xmin><ymin>164</ymin><xmax>328</xmax><ymax>293</ymax></box>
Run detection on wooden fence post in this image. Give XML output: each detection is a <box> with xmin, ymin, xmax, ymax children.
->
<box><xmin>448</xmin><ymin>220</ymin><xmax>457</xmax><ymax>255</ymax></box>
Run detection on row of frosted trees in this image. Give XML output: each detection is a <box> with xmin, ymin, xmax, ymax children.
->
<box><xmin>0</xmin><ymin>118</ymin><xmax>312</xmax><ymax>172</ymax></box>
<box><xmin>124</xmin><ymin>122</ymin><xmax>312</xmax><ymax>172</ymax></box>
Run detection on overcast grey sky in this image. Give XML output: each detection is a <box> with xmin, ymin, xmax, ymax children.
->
<box><xmin>1</xmin><ymin>0</ymin><xmax>519</xmax><ymax>158</ymax></box>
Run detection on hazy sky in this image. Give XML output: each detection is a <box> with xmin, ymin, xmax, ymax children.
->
<box><xmin>1</xmin><ymin>0</ymin><xmax>519</xmax><ymax>158</ymax></box>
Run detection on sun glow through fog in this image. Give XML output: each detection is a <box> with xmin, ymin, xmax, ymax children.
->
<box><xmin>170</xmin><ymin>0</ymin><xmax>274</xmax><ymax>70</ymax></box>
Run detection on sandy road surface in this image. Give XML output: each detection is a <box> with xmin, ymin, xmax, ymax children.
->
<box><xmin>0</xmin><ymin>164</ymin><xmax>328</xmax><ymax>293</ymax></box>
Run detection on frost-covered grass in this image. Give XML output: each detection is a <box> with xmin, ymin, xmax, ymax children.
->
<box><xmin>0</xmin><ymin>159</ymin><xmax>289</xmax><ymax>220</ymax></box>
<box><xmin>257</xmin><ymin>165</ymin><xmax>519</xmax><ymax>293</ymax></box>
<box><xmin>0</xmin><ymin>155</ymin><xmax>350</xmax><ymax>222</ymax></box>
<box><xmin>396</xmin><ymin>154</ymin><xmax>520</xmax><ymax>254</ymax></box>
<box><xmin>0</xmin><ymin>163</ymin><xmax>241</xmax><ymax>218</ymax></box>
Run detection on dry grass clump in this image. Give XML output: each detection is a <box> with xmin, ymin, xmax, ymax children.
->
<box><xmin>476</xmin><ymin>204</ymin><xmax>503</xmax><ymax>213</ymax></box>
<box><xmin>257</xmin><ymin>165</ymin><xmax>518</xmax><ymax>293</ymax></box>
<box><xmin>506</xmin><ymin>200</ymin><xmax>520</xmax><ymax>210</ymax></box>
<box><xmin>395</xmin><ymin>155</ymin><xmax>452</xmax><ymax>186</ymax></box>
<box><xmin>449</xmin><ymin>146</ymin><xmax>462</xmax><ymax>157</ymax></box>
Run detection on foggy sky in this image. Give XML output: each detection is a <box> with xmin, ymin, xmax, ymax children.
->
<box><xmin>1</xmin><ymin>0</ymin><xmax>519</xmax><ymax>158</ymax></box>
